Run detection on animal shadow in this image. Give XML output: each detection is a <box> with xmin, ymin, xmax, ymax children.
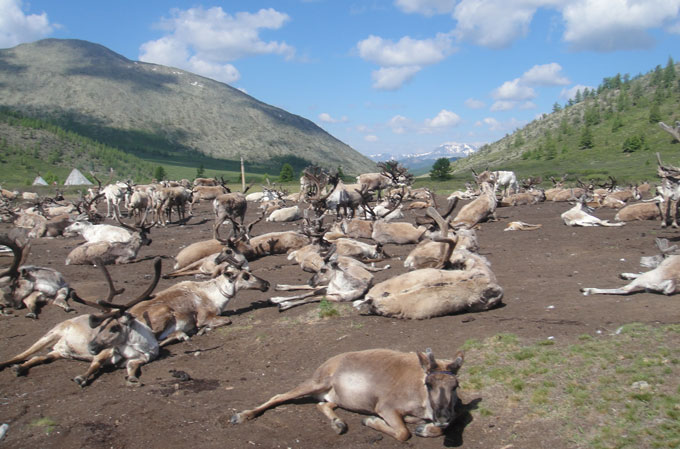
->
<box><xmin>443</xmin><ymin>397</ymin><xmax>481</xmax><ymax>447</ymax></box>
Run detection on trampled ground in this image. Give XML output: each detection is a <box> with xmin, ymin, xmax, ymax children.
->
<box><xmin>0</xmin><ymin>197</ymin><xmax>677</xmax><ymax>449</ymax></box>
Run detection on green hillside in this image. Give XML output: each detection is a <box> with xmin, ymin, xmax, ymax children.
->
<box><xmin>452</xmin><ymin>59</ymin><xmax>680</xmax><ymax>185</ymax></box>
<box><xmin>0</xmin><ymin>39</ymin><xmax>375</xmax><ymax>176</ymax></box>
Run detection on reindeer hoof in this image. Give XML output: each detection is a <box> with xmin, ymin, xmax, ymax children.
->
<box><xmin>73</xmin><ymin>375</ymin><xmax>87</xmax><ymax>387</ymax></box>
<box><xmin>126</xmin><ymin>376</ymin><xmax>141</xmax><ymax>387</ymax></box>
<box><xmin>331</xmin><ymin>418</ymin><xmax>348</xmax><ymax>434</ymax></box>
<box><xmin>580</xmin><ymin>288</ymin><xmax>591</xmax><ymax>296</ymax></box>
<box><xmin>230</xmin><ymin>413</ymin><xmax>246</xmax><ymax>424</ymax></box>
<box><xmin>24</xmin><ymin>312</ymin><xmax>37</xmax><ymax>319</ymax></box>
<box><xmin>12</xmin><ymin>365</ymin><xmax>26</xmax><ymax>377</ymax></box>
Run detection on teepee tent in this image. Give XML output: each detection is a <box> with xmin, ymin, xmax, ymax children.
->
<box><xmin>32</xmin><ymin>175</ymin><xmax>48</xmax><ymax>186</ymax></box>
<box><xmin>64</xmin><ymin>168</ymin><xmax>93</xmax><ymax>185</ymax></box>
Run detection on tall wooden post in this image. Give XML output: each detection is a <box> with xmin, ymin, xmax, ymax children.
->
<box><xmin>240</xmin><ymin>156</ymin><xmax>246</xmax><ymax>192</ymax></box>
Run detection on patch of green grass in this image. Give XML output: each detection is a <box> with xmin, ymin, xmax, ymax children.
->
<box><xmin>318</xmin><ymin>298</ymin><xmax>340</xmax><ymax>319</ymax></box>
<box><xmin>29</xmin><ymin>417</ymin><xmax>58</xmax><ymax>435</ymax></box>
<box><xmin>459</xmin><ymin>324</ymin><xmax>680</xmax><ymax>448</ymax></box>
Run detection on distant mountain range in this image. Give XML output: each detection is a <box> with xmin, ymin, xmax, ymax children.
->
<box><xmin>369</xmin><ymin>142</ymin><xmax>479</xmax><ymax>174</ymax></box>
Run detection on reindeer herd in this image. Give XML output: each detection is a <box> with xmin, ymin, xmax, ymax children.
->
<box><xmin>1</xmin><ymin>157</ymin><xmax>679</xmax><ymax>442</ymax></box>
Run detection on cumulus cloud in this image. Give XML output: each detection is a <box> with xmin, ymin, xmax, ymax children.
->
<box><xmin>521</xmin><ymin>62</ymin><xmax>570</xmax><ymax>86</ymax></box>
<box><xmin>0</xmin><ymin>0</ymin><xmax>54</xmax><ymax>48</ymax></box>
<box><xmin>465</xmin><ymin>98</ymin><xmax>486</xmax><ymax>109</ymax></box>
<box><xmin>318</xmin><ymin>112</ymin><xmax>348</xmax><ymax>123</ymax></box>
<box><xmin>394</xmin><ymin>0</ymin><xmax>456</xmax><ymax>16</ymax></box>
<box><xmin>479</xmin><ymin>116</ymin><xmax>525</xmax><ymax>132</ymax></box>
<box><xmin>388</xmin><ymin>115</ymin><xmax>411</xmax><ymax>134</ymax></box>
<box><xmin>371</xmin><ymin>66</ymin><xmax>422</xmax><ymax>90</ymax></box>
<box><xmin>562</xmin><ymin>0</ymin><xmax>680</xmax><ymax>51</ymax></box>
<box><xmin>357</xmin><ymin>33</ymin><xmax>454</xmax><ymax>90</ymax></box>
<box><xmin>452</xmin><ymin>0</ymin><xmax>548</xmax><ymax>49</ymax></box>
<box><xmin>424</xmin><ymin>109</ymin><xmax>461</xmax><ymax>128</ymax></box>
<box><xmin>489</xmin><ymin>62</ymin><xmax>568</xmax><ymax>111</ymax></box>
<box><xmin>139</xmin><ymin>6</ymin><xmax>294</xmax><ymax>84</ymax></box>
<box><xmin>364</xmin><ymin>134</ymin><xmax>379</xmax><ymax>142</ymax></box>
<box><xmin>492</xmin><ymin>78</ymin><xmax>536</xmax><ymax>101</ymax></box>
<box><xmin>448</xmin><ymin>0</ymin><xmax>680</xmax><ymax>52</ymax></box>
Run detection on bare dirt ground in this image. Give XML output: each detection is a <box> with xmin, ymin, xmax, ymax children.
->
<box><xmin>0</xmin><ymin>197</ymin><xmax>678</xmax><ymax>449</ymax></box>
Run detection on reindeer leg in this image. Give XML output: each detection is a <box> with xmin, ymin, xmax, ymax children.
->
<box><xmin>124</xmin><ymin>358</ymin><xmax>147</xmax><ymax>386</ymax></box>
<box><xmin>277</xmin><ymin>296</ymin><xmax>324</xmax><ymax>311</ymax></box>
<box><xmin>274</xmin><ymin>284</ymin><xmax>318</xmax><ymax>291</ymax></box>
<box><xmin>317</xmin><ymin>402</ymin><xmax>347</xmax><ymax>434</ymax></box>
<box><xmin>52</xmin><ymin>288</ymin><xmax>72</xmax><ymax>313</ymax></box>
<box><xmin>12</xmin><ymin>351</ymin><xmax>63</xmax><ymax>376</ymax></box>
<box><xmin>363</xmin><ymin>409</ymin><xmax>411</xmax><ymax>442</ymax></box>
<box><xmin>21</xmin><ymin>291</ymin><xmax>44</xmax><ymax>319</ymax></box>
<box><xmin>270</xmin><ymin>288</ymin><xmax>327</xmax><ymax>304</ymax></box>
<box><xmin>73</xmin><ymin>347</ymin><xmax>114</xmax><ymax>387</ymax></box>
<box><xmin>231</xmin><ymin>377</ymin><xmax>332</xmax><ymax>424</ymax></box>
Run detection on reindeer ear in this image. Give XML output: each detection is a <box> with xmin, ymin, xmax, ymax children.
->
<box><xmin>417</xmin><ymin>348</ymin><xmax>436</xmax><ymax>373</ymax></box>
<box><xmin>446</xmin><ymin>351</ymin><xmax>464</xmax><ymax>373</ymax></box>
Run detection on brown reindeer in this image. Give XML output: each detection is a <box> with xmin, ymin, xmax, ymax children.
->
<box><xmin>231</xmin><ymin>348</ymin><xmax>464</xmax><ymax>441</ymax></box>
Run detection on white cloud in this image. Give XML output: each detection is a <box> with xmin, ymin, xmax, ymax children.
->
<box><xmin>357</xmin><ymin>33</ymin><xmax>454</xmax><ymax>90</ymax></box>
<box><xmin>465</xmin><ymin>98</ymin><xmax>486</xmax><ymax>109</ymax></box>
<box><xmin>318</xmin><ymin>112</ymin><xmax>348</xmax><ymax>123</ymax></box>
<box><xmin>371</xmin><ymin>66</ymin><xmax>422</xmax><ymax>90</ymax></box>
<box><xmin>560</xmin><ymin>84</ymin><xmax>593</xmax><ymax>100</ymax></box>
<box><xmin>357</xmin><ymin>34</ymin><xmax>453</xmax><ymax>67</ymax></box>
<box><xmin>490</xmin><ymin>100</ymin><xmax>516</xmax><ymax>111</ymax></box>
<box><xmin>449</xmin><ymin>0</ymin><xmax>680</xmax><ymax>52</ymax></box>
<box><xmin>480</xmin><ymin>116</ymin><xmax>526</xmax><ymax>132</ymax></box>
<box><xmin>452</xmin><ymin>0</ymin><xmax>550</xmax><ymax>49</ymax></box>
<box><xmin>394</xmin><ymin>0</ymin><xmax>456</xmax><ymax>16</ymax></box>
<box><xmin>0</xmin><ymin>0</ymin><xmax>54</xmax><ymax>48</ymax></box>
<box><xmin>424</xmin><ymin>109</ymin><xmax>461</xmax><ymax>128</ymax></box>
<box><xmin>139</xmin><ymin>7</ymin><xmax>294</xmax><ymax>84</ymax></box>
<box><xmin>364</xmin><ymin>134</ymin><xmax>379</xmax><ymax>142</ymax></box>
<box><xmin>388</xmin><ymin>115</ymin><xmax>411</xmax><ymax>134</ymax></box>
<box><xmin>521</xmin><ymin>62</ymin><xmax>570</xmax><ymax>86</ymax></box>
<box><xmin>492</xmin><ymin>78</ymin><xmax>536</xmax><ymax>101</ymax></box>
<box><xmin>562</xmin><ymin>0</ymin><xmax>680</xmax><ymax>51</ymax></box>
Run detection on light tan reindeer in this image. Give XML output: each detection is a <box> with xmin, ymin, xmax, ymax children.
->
<box><xmin>561</xmin><ymin>200</ymin><xmax>625</xmax><ymax>227</ymax></box>
<box><xmin>231</xmin><ymin>348</ymin><xmax>464</xmax><ymax>442</ymax></box>
<box><xmin>581</xmin><ymin>238</ymin><xmax>680</xmax><ymax>296</ymax></box>
<box><xmin>0</xmin><ymin>259</ymin><xmax>161</xmax><ymax>387</ymax></box>
<box><xmin>451</xmin><ymin>181</ymin><xmax>497</xmax><ymax>229</ymax></box>
<box><xmin>65</xmin><ymin>213</ymin><xmax>153</xmax><ymax>265</ymax></box>
<box><xmin>356</xmin><ymin>239</ymin><xmax>503</xmax><ymax>319</ymax></box>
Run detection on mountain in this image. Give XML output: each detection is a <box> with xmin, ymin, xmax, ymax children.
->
<box><xmin>0</xmin><ymin>39</ymin><xmax>375</xmax><ymax>174</ymax></box>
<box><xmin>449</xmin><ymin>60</ymin><xmax>680</xmax><ymax>183</ymax></box>
<box><xmin>368</xmin><ymin>142</ymin><xmax>479</xmax><ymax>174</ymax></box>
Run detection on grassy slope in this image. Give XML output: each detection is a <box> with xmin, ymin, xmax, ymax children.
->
<box><xmin>447</xmin><ymin>61</ymin><xmax>680</xmax><ymax>186</ymax></box>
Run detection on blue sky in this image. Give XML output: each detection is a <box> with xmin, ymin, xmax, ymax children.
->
<box><xmin>2</xmin><ymin>0</ymin><xmax>680</xmax><ymax>158</ymax></box>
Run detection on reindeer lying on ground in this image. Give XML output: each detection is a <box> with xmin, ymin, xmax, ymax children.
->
<box><xmin>0</xmin><ymin>235</ymin><xmax>72</xmax><ymax>318</ymax></box>
<box><xmin>231</xmin><ymin>348</ymin><xmax>464</xmax><ymax>442</ymax></box>
<box><xmin>163</xmin><ymin>245</ymin><xmax>249</xmax><ymax>278</ymax></box>
<box><xmin>270</xmin><ymin>246</ymin><xmax>382</xmax><ymax>311</ymax></box>
<box><xmin>356</xmin><ymin>238</ymin><xmax>503</xmax><ymax>319</ymax></box>
<box><xmin>90</xmin><ymin>258</ymin><xmax>270</xmax><ymax>346</ymax></box>
<box><xmin>451</xmin><ymin>181</ymin><xmax>497</xmax><ymax>229</ymax></box>
<box><xmin>65</xmin><ymin>220</ymin><xmax>133</xmax><ymax>243</ymax></box>
<box><xmin>65</xmin><ymin>214</ymin><xmax>152</xmax><ymax>265</ymax></box>
<box><xmin>581</xmin><ymin>238</ymin><xmax>680</xmax><ymax>296</ymax></box>
<box><xmin>614</xmin><ymin>200</ymin><xmax>662</xmax><ymax>222</ymax></box>
<box><xmin>0</xmin><ymin>260</ymin><xmax>161</xmax><ymax>387</ymax></box>
<box><xmin>561</xmin><ymin>200</ymin><xmax>625</xmax><ymax>227</ymax></box>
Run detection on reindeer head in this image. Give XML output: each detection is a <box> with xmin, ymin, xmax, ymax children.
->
<box><xmin>81</xmin><ymin>258</ymin><xmax>162</xmax><ymax>354</ymax></box>
<box><xmin>418</xmin><ymin>348</ymin><xmax>464</xmax><ymax>429</ymax></box>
